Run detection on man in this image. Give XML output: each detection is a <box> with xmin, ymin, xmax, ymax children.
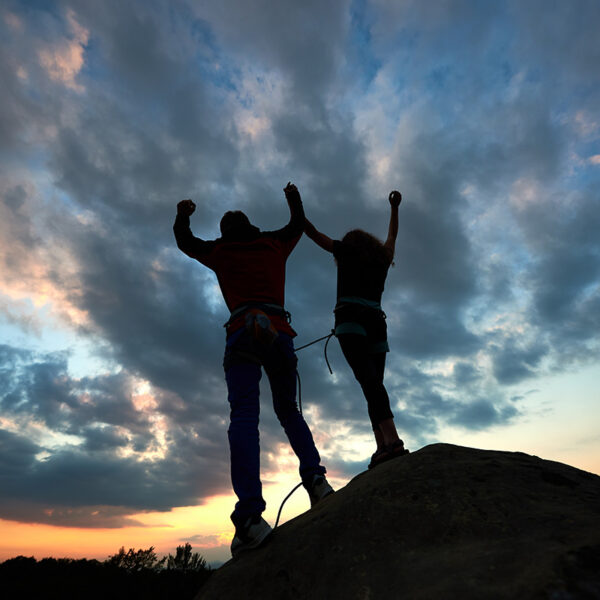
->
<box><xmin>173</xmin><ymin>183</ymin><xmax>333</xmax><ymax>557</ymax></box>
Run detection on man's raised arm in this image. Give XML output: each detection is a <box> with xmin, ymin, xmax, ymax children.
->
<box><xmin>173</xmin><ymin>199</ymin><xmax>213</xmax><ymax>260</ymax></box>
<box><xmin>280</xmin><ymin>182</ymin><xmax>305</xmax><ymax>237</ymax></box>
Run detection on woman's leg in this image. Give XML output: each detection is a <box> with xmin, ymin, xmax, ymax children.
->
<box><xmin>337</xmin><ymin>334</ymin><xmax>394</xmax><ymax>435</ymax></box>
<box><xmin>370</xmin><ymin>351</ymin><xmax>401</xmax><ymax>446</ymax></box>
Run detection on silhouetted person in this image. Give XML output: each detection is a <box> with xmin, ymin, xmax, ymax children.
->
<box><xmin>304</xmin><ymin>190</ymin><xmax>409</xmax><ymax>469</ymax></box>
<box><xmin>173</xmin><ymin>183</ymin><xmax>333</xmax><ymax>557</ymax></box>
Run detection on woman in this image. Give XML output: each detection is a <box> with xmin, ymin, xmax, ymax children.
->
<box><xmin>304</xmin><ymin>190</ymin><xmax>408</xmax><ymax>469</ymax></box>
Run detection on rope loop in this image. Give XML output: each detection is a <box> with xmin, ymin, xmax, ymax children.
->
<box><xmin>274</xmin><ymin>328</ymin><xmax>335</xmax><ymax>528</ymax></box>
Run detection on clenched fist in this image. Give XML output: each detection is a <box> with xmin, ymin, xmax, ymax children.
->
<box><xmin>388</xmin><ymin>190</ymin><xmax>402</xmax><ymax>208</ymax></box>
<box><xmin>177</xmin><ymin>199</ymin><xmax>196</xmax><ymax>216</ymax></box>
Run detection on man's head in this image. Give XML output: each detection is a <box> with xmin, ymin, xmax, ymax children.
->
<box><xmin>220</xmin><ymin>211</ymin><xmax>250</xmax><ymax>235</ymax></box>
<box><xmin>220</xmin><ymin>210</ymin><xmax>260</xmax><ymax>241</ymax></box>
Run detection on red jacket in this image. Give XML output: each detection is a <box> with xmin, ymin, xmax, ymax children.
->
<box><xmin>173</xmin><ymin>197</ymin><xmax>304</xmax><ymax>336</ymax></box>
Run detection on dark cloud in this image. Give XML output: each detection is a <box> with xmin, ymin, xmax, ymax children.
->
<box><xmin>511</xmin><ymin>188</ymin><xmax>600</xmax><ymax>360</ymax></box>
<box><xmin>450</xmin><ymin>398</ymin><xmax>519</xmax><ymax>430</ymax></box>
<box><xmin>81</xmin><ymin>425</ymin><xmax>129</xmax><ymax>452</ymax></box>
<box><xmin>383</xmin><ymin>362</ymin><xmax>521</xmax><ymax>442</ymax></box>
<box><xmin>491</xmin><ymin>338</ymin><xmax>549</xmax><ymax>385</ymax></box>
<box><xmin>190</xmin><ymin>0</ymin><xmax>351</xmax><ymax>102</ymax></box>
<box><xmin>0</xmin><ymin>428</ymin><xmax>40</xmax><ymax>471</ymax></box>
<box><xmin>391</xmin><ymin>303</ymin><xmax>479</xmax><ymax>359</ymax></box>
<box><xmin>453</xmin><ymin>361</ymin><xmax>480</xmax><ymax>387</ymax></box>
<box><xmin>510</xmin><ymin>0</ymin><xmax>600</xmax><ymax>87</ymax></box>
<box><xmin>0</xmin><ymin>501</ymin><xmax>146</xmax><ymax>529</ymax></box>
<box><xmin>393</xmin><ymin>203</ymin><xmax>476</xmax><ymax>307</ymax></box>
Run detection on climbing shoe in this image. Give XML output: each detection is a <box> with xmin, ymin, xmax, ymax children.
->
<box><xmin>304</xmin><ymin>474</ymin><xmax>334</xmax><ymax>507</ymax></box>
<box><xmin>368</xmin><ymin>440</ymin><xmax>409</xmax><ymax>469</ymax></box>
<box><xmin>230</xmin><ymin>515</ymin><xmax>273</xmax><ymax>557</ymax></box>
<box><xmin>368</xmin><ymin>447</ymin><xmax>388</xmax><ymax>470</ymax></box>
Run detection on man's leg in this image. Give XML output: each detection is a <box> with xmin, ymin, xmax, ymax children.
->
<box><xmin>264</xmin><ymin>334</ymin><xmax>326</xmax><ymax>484</ymax></box>
<box><xmin>225</xmin><ymin>334</ymin><xmax>266</xmax><ymax>527</ymax></box>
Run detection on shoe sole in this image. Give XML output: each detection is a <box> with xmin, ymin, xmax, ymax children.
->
<box><xmin>231</xmin><ymin>527</ymin><xmax>273</xmax><ymax>557</ymax></box>
<box><xmin>310</xmin><ymin>488</ymin><xmax>334</xmax><ymax>507</ymax></box>
<box><xmin>368</xmin><ymin>448</ymin><xmax>409</xmax><ymax>469</ymax></box>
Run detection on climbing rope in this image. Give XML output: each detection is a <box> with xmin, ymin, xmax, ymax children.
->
<box><xmin>274</xmin><ymin>329</ymin><xmax>335</xmax><ymax>528</ymax></box>
<box><xmin>295</xmin><ymin>329</ymin><xmax>334</xmax><ymax>416</ymax></box>
<box><xmin>274</xmin><ymin>482</ymin><xmax>303</xmax><ymax>529</ymax></box>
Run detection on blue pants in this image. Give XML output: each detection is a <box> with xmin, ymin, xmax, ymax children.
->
<box><xmin>224</xmin><ymin>329</ymin><xmax>325</xmax><ymax>527</ymax></box>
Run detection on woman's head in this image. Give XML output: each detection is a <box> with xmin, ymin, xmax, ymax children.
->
<box><xmin>341</xmin><ymin>229</ymin><xmax>392</xmax><ymax>266</ymax></box>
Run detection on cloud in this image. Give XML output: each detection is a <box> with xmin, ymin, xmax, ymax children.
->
<box><xmin>184</xmin><ymin>533</ymin><xmax>223</xmax><ymax>548</ymax></box>
<box><xmin>38</xmin><ymin>9</ymin><xmax>89</xmax><ymax>92</ymax></box>
<box><xmin>510</xmin><ymin>0</ymin><xmax>600</xmax><ymax>88</ymax></box>
<box><xmin>190</xmin><ymin>0</ymin><xmax>351</xmax><ymax>101</ymax></box>
<box><xmin>450</xmin><ymin>398</ymin><xmax>518</xmax><ymax>430</ymax></box>
<box><xmin>491</xmin><ymin>338</ymin><xmax>548</xmax><ymax>385</ymax></box>
<box><xmin>509</xmin><ymin>188</ymin><xmax>600</xmax><ymax>360</ymax></box>
<box><xmin>0</xmin><ymin>344</ymin><xmax>231</xmax><ymax>526</ymax></box>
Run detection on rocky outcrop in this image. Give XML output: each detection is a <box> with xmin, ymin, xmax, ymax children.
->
<box><xmin>196</xmin><ymin>444</ymin><xmax>600</xmax><ymax>599</ymax></box>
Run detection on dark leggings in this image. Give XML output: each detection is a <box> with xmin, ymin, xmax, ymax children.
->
<box><xmin>337</xmin><ymin>333</ymin><xmax>394</xmax><ymax>431</ymax></box>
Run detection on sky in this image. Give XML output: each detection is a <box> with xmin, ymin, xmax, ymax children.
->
<box><xmin>1</xmin><ymin>0</ymin><xmax>599</xmax><ymax>566</ymax></box>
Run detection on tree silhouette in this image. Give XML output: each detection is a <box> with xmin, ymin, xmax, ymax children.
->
<box><xmin>1</xmin><ymin>545</ymin><xmax>212</xmax><ymax>599</ymax></box>
<box><xmin>166</xmin><ymin>543</ymin><xmax>207</xmax><ymax>572</ymax></box>
<box><xmin>106</xmin><ymin>546</ymin><xmax>166</xmax><ymax>572</ymax></box>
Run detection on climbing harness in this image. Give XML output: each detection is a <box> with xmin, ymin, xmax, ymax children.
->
<box><xmin>223</xmin><ymin>301</ymin><xmax>291</xmax><ymax>333</ymax></box>
<box><xmin>245</xmin><ymin>309</ymin><xmax>279</xmax><ymax>345</ymax></box>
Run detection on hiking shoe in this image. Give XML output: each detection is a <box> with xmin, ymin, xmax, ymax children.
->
<box><xmin>368</xmin><ymin>440</ymin><xmax>410</xmax><ymax>469</ymax></box>
<box><xmin>230</xmin><ymin>515</ymin><xmax>273</xmax><ymax>557</ymax></box>
<box><xmin>304</xmin><ymin>474</ymin><xmax>334</xmax><ymax>507</ymax></box>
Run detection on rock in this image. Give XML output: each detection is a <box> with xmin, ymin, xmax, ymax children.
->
<box><xmin>195</xmin><ymin>444</ymin><xmax>600</xmax><ymax>599</ymax></box>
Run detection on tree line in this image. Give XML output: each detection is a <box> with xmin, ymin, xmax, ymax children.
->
<box><xmin>0</xmin><ymin>543</ymin><xmax>212</xmax><ymax>600</ymax></box>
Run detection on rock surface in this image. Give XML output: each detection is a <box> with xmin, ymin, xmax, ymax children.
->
<box><xmin>195</xmin><ymin>444</ymin><xmax>600</xmax><ymax>599</ymax></box>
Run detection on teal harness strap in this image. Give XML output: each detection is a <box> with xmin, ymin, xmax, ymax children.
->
<box><xmin>334</xmin><ymin>322</ymin><xmax>367</xmax><ymax>336</ymax></box>
<box><xmin>335</xmin><ymin>296</ymin><xmax>383</xmax><ymax>311</ymax></box>
<box><xmin>334</xmin><ymin>296</ymin><xmax>389</xmax><ymax>354</ymax></box>
<box><xmin>369</xmin><ymin>340</ymin><xmax>390</xmax><ymax>354</ymax></box>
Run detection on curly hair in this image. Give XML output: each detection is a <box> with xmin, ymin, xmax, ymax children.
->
<box><xmin>341</xmin><ymin>229</ymin><xmax>393</xmax><ymax>266</ymax></box>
